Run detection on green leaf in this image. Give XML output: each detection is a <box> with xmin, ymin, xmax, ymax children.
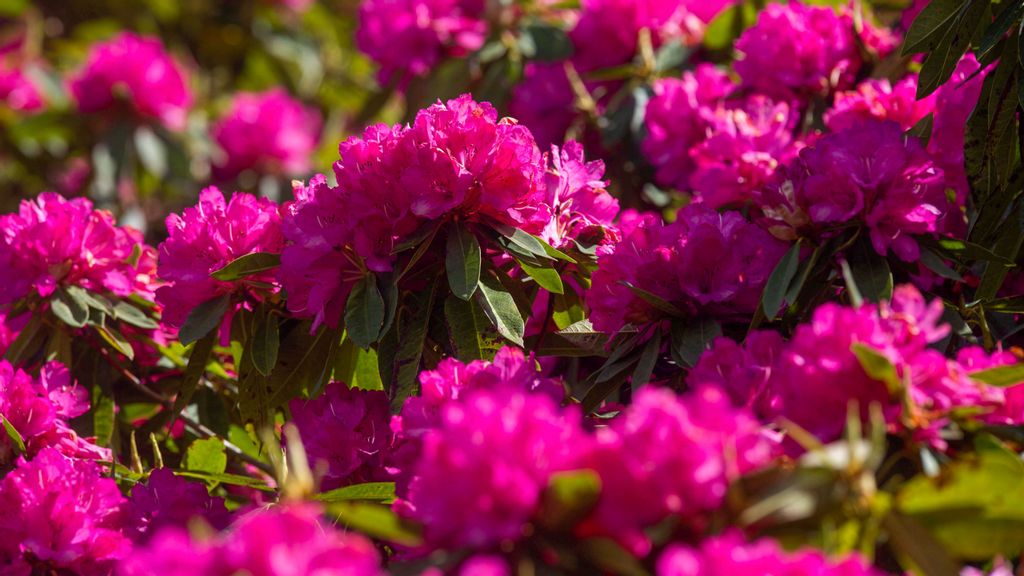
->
<box><xmin>898</xmin><ymin>434</ymin><xmax>1024</xmax><ymax>560</ymax></box>
<box><xmin>884</xmin><ymin>512</ymin><xmax>961</xmax><ymax>576</ymax></box>
<box><xmin>552</xmin><ymin>286</ymin><xmax>586</xmax><ymax>330</ymax></box>
<box><xmin>978</xmin><ymin>0</ymin><xmax>1024</xmax><ymax>59</ymax></box>
<box><xmin>1</xmin><ymin>414</ymin><xmax>26</xmax><ymax>453</ymax></box>
<box><xmin>907</xmin><ymin>112</ymin><xmax>935</xmax><ymax>147</ymax></box>
<box><xmin>919</xmin><ymin>248</ymin><xmax>963</xmax><ymax>281</ymax></box>
<box><xmin>3</xmin><ymin>314</ymin><xmax>45</xmax><ymax>366</ymax></box>
<box><xmin>852</xmin><ymin>343</ymin><xmax>902</xmax><ymax>394</ymax></box>
<box><xmin>653</xmin><ymin>40</ymin><xmax>691</xmax><ymax>72</ymax></box>
<box><xmin>631</xmin><ymin>329</ymin><xmax>661</xmax><ymax>389</ymax></box>
<box><xmin>51</xmin><ymin>288</ymin><xmax>89</xmax><ymax>328</ymax></box>
<box><xmin>250</xmin><ymin>313</ymin><xmax>280</xmax><ymax>377</ymax></box>
<box><xmin>345</xmin><ymin>275</ymin><xmax>385</xmax><ymax>349</ymax></box>
<box><xmin>170</xmin><ymin>332</ymin><xmax>216</xmax><ymax>425</ymax></box>
<box><xmin>916</xmin><ymin>0</ymin><xmax>989</xmax><ymax>98</ymax></box>
<box><xmin>174</xmin><ymin>470</ymin><xmax>273</xmax><ymax>491</ymax></box>
<box><xmin>315</xmin><ymin>482</ymin><xmax>396</xmax><ymax>503</ymax></box>
<box><xmin>384</xmin><ymin>277</ymin><xmax>438</xmax><ymax>412</ymax></box>
<box><xmin>475</xmin><ymin>270</ymin><xmax>526</xmax><ymax>346</ymax></box>
<box><xmin>445</xmin><ymin>294</ymin><xmax>485</xmax><ymax>362</ymax></box>
<box><xmin>91</xmin><ymin>384</ymin><xmax>115</xmax><ymax>447</ymax></box>
<box><xmin>179</xmin><ymin>294</ymin><xmax>230</xmax><ymax>346</ymax></box>
<box><xmin>969</xmin><ymin>363</ymin><xmax>1024</xmax><ymax>387</ymax></box>
<box><xmin>494</xmin><ymin>224</ymin><xmax>553</xmax><ymax>260</ymax></box>
<box><xmin>620</xmin><ymin>281</ymin><xmax>685</xmax><ymax>318</ymax></box>
<box><xmin>134</xmin><ymin>126</ymin><xmax>168</xmax><ymax>178</ymax></box>
<box><xmin>445</xmin><ymin>223</ymin><xmax>482</xmax><ymax>300</ymax></box>
<box><xmin>580</xmin><ymin>538</ymin><xmax>650</xmax><ymax>576</ymax></box>
<box><xmin>326</xmin><ymin>501</ymin><xmax>423</xmax><ymax>547</ymax></box>
<box><xmin>210</xmin><ymin>252</ymin><xmax>281</xmax><ymax>281</ymax></box>
<box><xmin>112</xmin><ymin>301</ymin><xmax>159</xmax><ymax>329</ymax></box>
<box><xmin>845</xmin><ymin>239</ymin><xmax>893</xmax><ymax>305</ymax></box>
<box><xmin>96</xmin><ymin>324</ymin><xmax>135</xmax><ymax>360</ymax></box>
<box><xmin>184</xmin><ymin>438</ymin><xmax>227</xmax><ymax>475</ymax></box>
<box><xmin>761</xmin><ymin>240</ymin><xmax>802</xmax><ymax>318</ymax></box>
<box><xmin>703</xmin><ymin>0</ymin><xmax>760</xmax><ymax>52</ymax></box>
<box><xmin>902</xmin><ymin>0</ymin><xmax>962</xmax><ymax>55</ymax></box>
<box><xmin>517</xmin><ymin>258</ymin><xmax>564</xmax><ymax>294</ymax></box>
<box><xmin>669</xmin><ymin>318</ymin><xmax>721</xmax><ymax>368</ymax></box>
<box><xmin>520</xmin><ymin>22</ymin><xmax>574</xmax><ymax>62</ymax></box>
<box><xmin>539</xmin><ymin>470</ymin><xmax>602</xmax><ymax>531</ymax></box>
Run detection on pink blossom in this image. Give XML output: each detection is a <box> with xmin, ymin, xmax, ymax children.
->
<box><xmin>643</xmin><ymin>65</ymin><xmax>736</xmax><ymax>191</ymax></box>
<box><xmin>156</xmin><ymin>187</ymin><xmax>284</xmax><ymax>328</ymax></box>
<box><xmin>0</xmin><ymin>311</ymin><xmax>27</xmax><ymax>357</ymax></box>
<box><xmin>0</xmin><ymin>64</ymin><xmax>43</xmax><ymax>112</ymax></box>
<box><xmin>584</xmin><ymin>386</ymin><xmax>776</xmax><ymax>555</ymax></box>
<box><xmin>127</xmin><ymin>468</ymin><xmax>231</xmax><ymax>544</ymax></box>
<box><xmin>0</xmin><ymin>360</ymin><xmax>109</xmax><ymax>464</ymax></box>
<box><xmin>289</xmin><ymin>382</ymin><xmax>392</xmax><ymax>489</ymax></box>
<box><xmin>402</xmin><ymin>385</ymin><xmax>586</xmax><ymax>550</ymax></box>
<box><xmin>688</xmin><ymin>330</ymin><xmax>785</xmax><ymax>413</ymax></box>
<box><xmin>826</xmin><ymin>76</ymin><xmax>935</xmax><ymax>133</ymax></box>
<box><xmin>735</xmin><ymin>3</ymin><xmax>861</xmax><ymax>99</ymax></box>
<box><xmin>69</xmin><ymin>33</ymin><xmax>191</xmax><ymax>130</ymax></box>
<box><xmin>588</xmin><ymin>205</ymin><xmax>787</xmax><ymax>334</ymax></box>
<box><xmin>0</xmin><ymin>192</ymin><xmax>156</xmax><ymax>307</ymax></box>
<box><xmin>458</xmin><ymin>555</ymin><xmax>510</xmax><ymax>576</ymax></box>
<box><xmin>508</xmin><ymin>63</ymin><xmax>577</xmax><ymax>149</ymax></box>
<box><xmin>756</xmin><ymin>120</ymin><xmax>949</xmax><ymax>261</ymax></box>
<box><xmin>356</xmin><ymin>0</ymin><xmax>485</xmax><ymax>87</ymax></box>
<box><xmin>657</xmin><ymin>532</ymin><xmax>882</xmax><ymax>576</ymax></box>
<box><xmin>121</xmin><ymin>504</ymin><xmax>383</xmax><ymax>576</ymax></box>
<box><xmin>538</xmin><ymin>140</ymin><xmax>620</xmax><ymax>251</ymax></box>
<box><xmin>929</xmin><ymin>55</ymin><xmax>989</xmax><ymax>212</ymax></box>
<box><xmin>212</xmin><ymin>89</ymin><xmax>322</xmax><ymax>179</ymax></box>
<box><xmin>0</xmin><ymin>448</ymin><xmax>129</xmax><ymax>575</ymax></box>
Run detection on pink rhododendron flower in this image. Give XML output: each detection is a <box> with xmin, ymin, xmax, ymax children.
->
<box><xmin>127</xmin><ymin>468</ymin><xmax>231</xmax><ymax>544</ymax></box>
<box><xmin>156</xmin><ymin>187</ymin><xmax>284</xmax><ymax>329</ymax></box>
<box><xmin>657</xmin><ymin>532</ymin><xmax>882</xmax><ymax>576</ymax></box>
<box><xmin>0</xmin><ymin>448</ymin><xmax>129</xmax><ymax>575</ymax></box>
<box><xmin>356</xmin><ymin>0</ymin><xmax>485</xmax><ymax>87</ymax></box>
<box><xmin>212</xmin><ymin>89</ymin><xmax>322</xmax><ymax>179</ymax></box>
<box><xmin>735</xmin><ymin>3</ymin><xmax>861</xmax><ymax>99</ymax></box>
<box><xmin>587</xmin><ymin>204</ymin><xmax>787</xmax><ymax>334</ymax></box>
<box><xmin>757</xmin><ymin>120</ymin><xmax>949</xmax><ymax>260</ymax></box>
<box><xmin>0</xmin><ymin>63</ymin><xmax>44</xmax><ymax>112</ymax></box>
<box><xmin>0</xmin><ymin>360</ymin><xmax>108</xmax><ymax>464</ymax></box>
<box><xmin>826</xmin><ymin>75</ymin><xmax>935</xmax><ymax>132</ymax></box>
<box><xmin>289</xmin><ymin>382</ymin><xmax>392</xmax><ymax>489</ymax></box>
<box><xmin>0</xmin><ymin>311</ymin><xmax>27</xmax><ymax>357</ymax></box>
<box><xmin>402</xmin><ymin>385</ymin><xmax>586</xmax><ymax>550</ymax></box>
<box><xmin>69</xmin><ymin>32</ymin><xmax>191</xmax><ymax>130</ymax></box>
<box><xmin>508</xmin><ymin>63</ymin><xmax>577</xmax><ymax>149</ymax></box>
<box><xmin>928</xmin><ymin>55</ymin><xmax>989</xmax><ymax>209</ymax></box>
<box><xmin>0</xmin><ymin>193</ymin><xmax>157</xmax><ymax>307</ymax></box>
<box><xmin>122</xmin><ymin>504</ymin><xmax>383</xmax><ymax>576</ymax></box>
<box><xmin>688</xmin><ymin>330</ymin><xmax>785</xmax><ymax>412</ymax></box>
<box><xmin>583</xmin><ymin>386</ymin><xmax>776</xmax><ymax>555</ymax></box>
<box><xmin>458</xmin><ymin>555</ymin><xmax>511</xmax><ymax>576</ymax></box>
<box><xmin>538</xmin><ymin>140</ymin><xmax>620</xmax><ymax>250</ymax></box>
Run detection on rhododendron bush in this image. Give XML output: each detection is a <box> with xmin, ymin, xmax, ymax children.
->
<box><xmin>3</xmin><ymin>0</ymin><xmax>1024</xmax><ymax>574</ymax></box>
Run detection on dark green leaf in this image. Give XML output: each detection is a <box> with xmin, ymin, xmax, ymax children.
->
<box><xmin>184</xmin><ymin>438</ymin><xmax>227</xmax><ymax>475</ymax></box>
<box><xmin>385</xmin><ymin>277</ymin><xmax>438</xmax><ymax>412</ymax></box>
<box><xmin>539</xmin><ymin>470</ymin><xmax>601</xmax><ymax>531</ymax></box>
<box><xmin>494</xmin><ymin>224</ymin><xmax>553</xmax><ymax>260</ymax></box>
<box><xmin>170</xmin><ymin>332</ymin><xmax>215</xmax><ymax>425</ymax></box>
<box><xmin>520</xmin><ymin>22</ymin><xmax>574</xmax><ymax>62</ymax></box>
<box><xmin>51</xmin><ymin>288</ymin><xmax>89</xmax><ymax>328</ymax></box>
<box><xmin>251</xmin><ymin>313</ymin><xmax>281</xmax><ymax>377</ymax></box>
<box><xmin>985</xmin><ymin>295</ymin><xmax>1024</xmax><ymax>312</ymax></box>
<box><xmin>475</xmin><ymin>270</ymin><xmax>526</xmax><ymax>346</ymax></box>
<box><xmin>916</xmin><ymin>0</ymin><xmax>989</xmax><ymax>98</ymax></box>
<box><xmin>180</xmin><ymin>294</ymin><xmax>230</xmax><ymax>346</ymax></box>
<box><xmin>884</xmin><ymin>513</ymin><xmax>961</xmax><ymax>576</ymax></box>
<box><xmin>630</xmin><ymin>329</ymin><xmax>661</xmax><ymax>389</ymax></box>
<box><xmin>315</xmin><ymin>482</ymin><xmax>396</xmax><ymax>503</ymax></box>
<box><xmin>580</xmin><ymin>538</ymin><xmax>650</xmax><ymax>576</ymax></box>
<box><xmin>761</xmin><ymin>240</ymin><xmax>802</xmax><ymax>318</ymax></box>
<box><xmin>97</xmin><ymin>324</ymin><xmax>134</xmax><ymax>360</ymax></box>
<box><xmin>174</xmin><ymin>470</ymin><xmax>273</xmax><ymax>491</ymax></box>
<box><xmin>445</xmin><ymin>223</ymin><xmax>482</xmax><ymax>300</ymax></box>
<box><xmin>112</xmin><ymin>301</ymin><xmax>159</xmax><ymax>329</ymax></box>
<box><xmin>902</xmin><ymin>0</ymin><xmax>966</xmax><ymax>55</ymax></box>
<box><xmin>3</xmin><ymin>314</ymin><xmax>45</xmax><ymax>366</ymax></box>
<box><xmin>345</xmin><ymin>274</ymin><xmax>385</xmax><ymax>349</ymax></box>
<box><xmin>210</xmin><ymin>252</ymin><xmax>281</xmax><ymax>281</ymax></box>
<box><xmin>669</xmin><ymin>318</ymin><xmax>721</xmax><ymax>368</ymax></box>
<box><xmin>845</xmin><ymin>239</ymin><xmax>893</xmax><ymax>304</ymax></box>
<box><xmin>444</xmin><ymin>294</ymin><xmax>485</xmax><ymax>362</ymax></box>
<box><xmin>907</xmin><ymin>112</ymin><xmax>935</xmax><ymax>147</ymax></box>
<box><xmin>978</xmin><ymin>0</ymin><xmax>1024</xmax><ymax>59</ymax></box>
<box><xmin>621</xmin><ymin>282</ymin><xmax>685</xmax><ymax>318</ymax></box>
<box><xmin>969</xmin><ymin>363</ymin><xmax>1024</xmax><ymax>387</ymax></box>
<box><xmin>920</xmin><ymin>248</ymin><xmax>963</xmax><ymax>281</ymax></box>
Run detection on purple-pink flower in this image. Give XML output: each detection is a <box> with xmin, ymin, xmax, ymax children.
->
<box><xmin>0</xmin><ymin>448</ymin><xmax>129</xmax><ymax>575</ymax></box>
<box><xmin>756</xmin><ymin>120</ymin><xmax>949</xmax><ymax>260</ymax></box>
<box><xmin>735</xmin><ymin>2</ymin><xmax>861</xmax><ymax>99</ymax></box>
<box><xmin>657</xmin><ymin>532</ymin><xmax>882</xmax><ymax>576</ymax></box>
<box><xmin>356</xmin><ymin>0</ymin><xmax>485</xmax><ymax>87</ymax></box>
<box><xmin>69</xmin><ymin>32</ymin><xmax>191</xmax><ymax>130</ymax></box>
<box><xmin>826</xmin><ymin>75</ymin><xmax>935</xmax><ymax>133</ymax></box>
<box><xmin>126</xmin><ymin>468</ymin><xmax>231</xmax><ymax>544</ymax></box>
<box><xmin>289</xmin><ymin>382</ymin><xmax>392</xmax><ymax>489</ymax></box>
<box><xmin>537</xmin><ymin>141</ymin><xmax>620</xmax><ymax>250</ymax></box>
<box><xmin>0</xmin><ymin>63</ymin><xmax>44</xmax><ymax>112</ymax></box>
<box><xmin>0</xmin><ymin>192</ymin><xmax>157</xmax><ymax>307</ymax></box>
<box><xmin>587</xmin><ymin>204</ymin><xmax>787</xmax><ymax>334</ymax></box>
<box><xmin>156</xmin><ymin>187</ymin><xmax>284</xmax><ymax>329</ymax></box>
<box><xmin>583</xmin><ymin>386</ymin><xmax>776</xmax><ymax>555</ymax></box>
<box><xmin>688</xmin><ymin>330</ymin><xmax>785</xmax><ymax>413</ymax></box>
<box><xmin>121</xmin><ymin>504</ymin><xmax>383</xmax><ymax>576</ymax></box>
<box><xmin>212</xmin><ymin>89</ymin><xmax>322</xmax><ymax>179</ymax></box>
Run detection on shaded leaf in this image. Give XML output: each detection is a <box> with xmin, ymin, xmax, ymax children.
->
<box><xmin>762</xmin><ymin>240</ymin><xmax>802</xmax><ymax>318</ymax></box>
<box><xmin>345</xmin><ymin>274</ymin><xmax>385</xmax><ymax>349</ymax></box>
<box><xmin>445</xmin><ymin>223</ymin><xmax>482</xmax><ymax>300</ymax></box>
<box><xmin>475</xmin><ymin>270</ymin><xmax>526</xmax><ymax>346</ymax></box>
<box><xmin>180</xmin><ymin>294</ymin><xmax>230</xmax><ymax>346</ymax></box>
<box><xmin>210</xmin><ymin>252</ymin><xmax>281</xmax><ymax>281</ymax></box>
<box><xmin>327</xmin><ymin>501</ymin><xmax>423</xmax><ymax>547</ymax></box>
<box><xmin>251</xmin><ymin>313</ymin><xmax>281</xmax><ymax>377</ymax></box>
<box><xmin>670</xmin><ymin>318</ymin><xmax>721</xmax><ymax>368</ymax></box>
